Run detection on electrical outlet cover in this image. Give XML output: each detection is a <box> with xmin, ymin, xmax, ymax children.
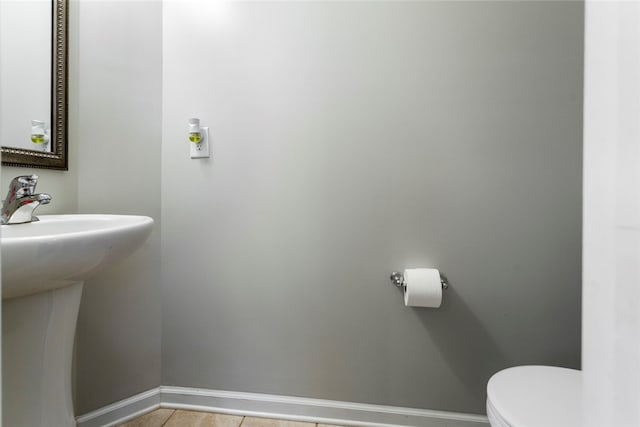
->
<box><xmin>190</xmin><ymin>126</ymin><xmax>210</xmax><ymax>159</ymax></box>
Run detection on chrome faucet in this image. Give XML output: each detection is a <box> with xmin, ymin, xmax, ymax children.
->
<box><xmin>1</xmin><ymin>175</ymin><xmax>52</xmax><ymax>225</ymax></box>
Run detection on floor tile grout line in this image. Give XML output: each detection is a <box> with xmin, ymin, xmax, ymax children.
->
<box><xmin>160</xmin><ymin>408</ymin><xmax>176</xmax><ymax>426</ymax></box>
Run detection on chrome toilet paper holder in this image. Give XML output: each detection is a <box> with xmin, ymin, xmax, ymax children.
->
<box><xmin>390</xmin><ymin>271</ymin><xmax>449</xmax><ymax>290</ymax></box>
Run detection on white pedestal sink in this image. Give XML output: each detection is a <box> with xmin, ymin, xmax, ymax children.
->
<box><xmin>2</xmin><ymin>215</ymin><xmax>154</xmax><ymax>427</ymax></box>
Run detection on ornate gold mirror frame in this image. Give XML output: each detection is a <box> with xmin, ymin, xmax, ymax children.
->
<box><xmin>1</xmin><ymin>0</ymin><xmax>68</xmax><ymax>170</ymax></box>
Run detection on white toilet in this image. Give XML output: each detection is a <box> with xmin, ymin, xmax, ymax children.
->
<box><xmin>486</xmin><ymin>365</ymin><xmax>581</xmax><ymax>427</ymax></box>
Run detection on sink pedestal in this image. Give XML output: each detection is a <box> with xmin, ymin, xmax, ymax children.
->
<box><xmin>3</xmin><ymin>282</ymin><xmax>84</xmax><ymax>427</ymax></box>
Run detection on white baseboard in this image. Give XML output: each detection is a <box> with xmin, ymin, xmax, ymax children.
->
<box><xmin>76</xmin><ymin>386</ymin><xmax>489</xmax><ymax>427</ymax></box>
<box><xmin>75</xmin><ymin>388</ymin><xmax>161</xmax><ymax>427</ymax></box>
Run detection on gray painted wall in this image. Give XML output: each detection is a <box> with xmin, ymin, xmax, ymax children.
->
<box><xmin>161</xmin><ymin>1</ymin><xmax>583</xmax><ymax>415</ymax></box>
<box><xmin>71</xmin><ymin>0</ymin><xmax>162</xmax><ymax>415</ymax></box>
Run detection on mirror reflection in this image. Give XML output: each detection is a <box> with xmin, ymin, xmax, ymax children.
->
<box><xmin>0</xmin><ymin>0</ymin><xmax>68</xmax><ymax>170</ymax></box>
<box><xmin>0</xmin><ymin>0</ymin><xmax>52</xmax><ymax>152</ymax></box>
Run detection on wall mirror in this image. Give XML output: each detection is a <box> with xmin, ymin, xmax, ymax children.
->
<box><xmin>0</xmin><ymin>0</ymin><xmax>68</xmax><ymax>170</ymax></box>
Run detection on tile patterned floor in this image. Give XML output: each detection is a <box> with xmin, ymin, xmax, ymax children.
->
<box><xmin>117</xmin><ymin>409</ymin><xmax>348</xmax><ymax>427</ymax></box>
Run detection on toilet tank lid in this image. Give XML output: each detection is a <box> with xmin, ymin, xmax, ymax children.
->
<box><xmin>487</xmin><ymin>365</ymin><xmax>582</xmax><ymax>427</ymax></box>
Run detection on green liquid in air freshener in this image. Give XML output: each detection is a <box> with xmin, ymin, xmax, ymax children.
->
<box><xmin>31</xmin><ymin>134</ymin><xmax>45</xmax><ymax>144</ymax></box>
<box><xmin>189</xmin><ymin>132</ymin><xmax>202</xmax><ymax>143</ymax></box>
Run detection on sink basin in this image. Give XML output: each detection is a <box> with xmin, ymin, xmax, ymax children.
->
<box><xmin>2</xmin><ymin>214</ymin><xmax>153</xmax><ymax>299</ymax></box>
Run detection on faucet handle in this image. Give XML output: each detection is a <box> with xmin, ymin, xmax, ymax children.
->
<box><xmin>9</xmin><ymin>175</ymin><xmax>39</xmax><ymax>198</ymax></box>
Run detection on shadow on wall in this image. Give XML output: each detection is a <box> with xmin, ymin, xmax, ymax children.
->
<box><xmin>414</xmin><ymin>286</ymin><xmax>512</xmax><ymax>404</ymax></box>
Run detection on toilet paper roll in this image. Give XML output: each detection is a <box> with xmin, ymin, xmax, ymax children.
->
<box><xmin>404</xmin><ymin>268</ymin><xmax>442</xmax><ymax>308</ymax></box>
